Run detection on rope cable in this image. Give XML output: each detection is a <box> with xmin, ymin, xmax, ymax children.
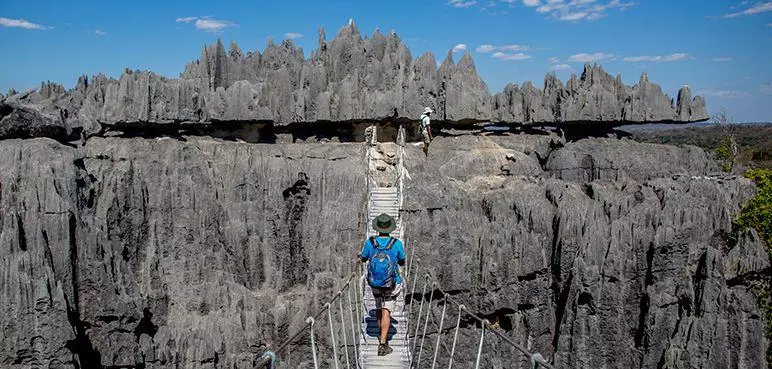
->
<box><xmin>327</xmin><ymin>303</ymin><xmax>341</xmax><ymax>369</ymax></box>
<box><xmin>307</xmin><ymin>317</ymin><xmax>319</xmax><ymax>369</ymax></box>
<box><xmin>338</xmin><ymin>297</ymin><xmax>351</xmax><ymax>369</ymax></box>
<box><xmin>412</xmin><ymin>274</ymin><xmax>429</xmax><ymax>353</ymax></box>
<box><xmin>474</xmin><ymin>319</ymin><xmax>488</xmax><ymax>369</ymax></box>
<box><xmin>416</xmin><ymin>279</ymin><xmax>436</xmax><ymax>367</ymax></box>
<box><xmin>447</xmin><ymin>304</ymin><xmax>465</xmax><ymax>369</ymax></box>
<box><xmin>347</xmin><ymin>282</ymin><xmax>359</xmax><ymax>368</ymax></box>
<box><xmin>430</xmin><ymin>297</ymin><xmax>448</xmax><ymax>369</ymax></box>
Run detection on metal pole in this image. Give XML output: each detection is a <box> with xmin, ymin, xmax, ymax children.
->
<box><xmin>307</xmin><ymin>317</ymin><xmax>319</xmax><ymax>369</ymax></box>
<box><xmin>447</xmin><ymin>304</ymin><xmax>464</xmax><ymax>369</ymax></box>
<box><xmin>430</xmin><ymin>298</ymin><xmax>448</xmax><ymax>369</ymax></box>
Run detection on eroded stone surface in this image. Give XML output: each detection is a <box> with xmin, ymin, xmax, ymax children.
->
<box><xmin>0</xmin><ymin>23</ymin><xmax>709</xmax><ymax>142</ymax></box>
<box><xmin>0</xmin><ymin>132</ymin><xmax>766</xmax><ymax>369</ymax></box>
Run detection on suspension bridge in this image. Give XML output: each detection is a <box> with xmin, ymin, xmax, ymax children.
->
<box><xmin>256</xmin><ymin>126</ymin><xmax>553</xmax><ymax>369</ymax></box>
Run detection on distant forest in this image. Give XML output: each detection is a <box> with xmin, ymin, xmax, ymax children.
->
<box><xmin>629</xmin><ymin>123</ymin><xmax>772</xmax><ymax>170</ymax></box>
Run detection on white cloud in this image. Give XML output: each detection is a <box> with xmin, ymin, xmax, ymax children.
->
<box><xmin>531</xmin><ymin>0</ymin><xmax>636</xmax><ymax>21</ymax></box>
<box><xmin>453</xmin><ymin>0</ymin><xmax>633</xmax><ymax>20</ymax></box>
<box><xmin>723</xmin><ymin>2</ymin><xmax>772</xmax><ymax>18</ymax></box>
<box><xmin>551</xmin><ymin>63</ymin><xmax>572</xmax><ymax>71</ymax></box>
<box><xmin>767</xmin><ymin>23</ymin><xmax>772</xmax><ymax>27</ymax></box>
<box><xmin>500</xmin><ymin>44</ymin><xmax>531</xmax><ymax>51</ymax></box>
<box><xmin>761</xmin><ymin>83</ymin><xmax>772</xmax><ymax>95</ymax></box>
<box><xmin>476</xmin><ymin>44</ymin><xmax>496</xmax><ymax>53</ymax></box>
<box><xmin>713</xmin><ymin>57</ymin><xmax>731</xmax><ymax>62</ymax></box>
<box><xmin>194</xmin><ymin>18</ymin><xmax>237</xmax><ymax>32</ymax></box>
<box><xmin>0</xmin><ymin>17</ymin><xmax>45</xmax><ymax>30</ymax></box>
<box><xmin>492</xmin><ymin>51</ymin><xmax>533</xmax><ymax>60</ymax></box>
<box><xmin>623</xmin><ymin>53</ymin><xmax>693</xmax><ymax>62</ymax></box>
<box><xmin>452</xmin><ymin>43</ymin><xmax>468</xmax><ymax>52</ymax></box>
<box><xmin>586</xmin><ymin>12</ymin><xmax>607</xmax><ymax>20</ymax></box>
<box><xmin>662</xmin><ymin>53</ymin><xmax>692</xmax><ymax>61</ymax></box>
<box><xmin>560</xmin><ymin>11</ymin><xmax>589</xmax><ymax>21</ymax></box>
<box><xmin>284</xmin><ymin>32</ymin><xmax>303</xmax><ymax>39</ymax></box>
<box><xmin>175</xmin><ymin>17</ymin><xmax>198</xmax><ymax>23</ymax></box>
<box><xmin>547</xmin><ymin>56</ymin><xmax>560</xmax><ymax>64</ymax></box>
<box><xmin>698</xmin><ymin>90</ymin><xmax>750</xmax><ymax>99</ymax></box>
<box><xmin>476</xmin><ymin>44</ymin><xmax>531</xmax><ymax>53</ymax></box>
<box><xmin>94</xmin><ymin>29</ymin><xmax>107</xmax><ymax>36</ymax></box>
<box><xmin>623</xmin><ymin>56</ymin><xmax>659</xmax><ymax>62</ymax></box>
<box><xmin>568</xmin><ymin>52</ymin><xmax>616</xmax><ymax>62</ymax></box>
<box><xmin>448</xmin><ymin>0</ymin><xmax>477</xmax><ymax>8</ymax></box>
<box><xmin>176</xmin><ymin>16</ymin><xmax>237</xmax><ymax>32</ymax></box>
<box><xmin>548</xmin><ymin>0</ymin><xmax>635</xmax><ymax>21</ymax></box>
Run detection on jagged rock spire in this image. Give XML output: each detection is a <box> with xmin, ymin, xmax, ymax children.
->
<box><xmin>0</xmin><ymin>21</ymin><xmax>710</xmax><ymax>141</ymax></box>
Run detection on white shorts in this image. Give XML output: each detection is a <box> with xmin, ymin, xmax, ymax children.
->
<box><xmin>372</xmin><ymin>284</ymin><xmax>402</xmax><ymax>312</ymax></box>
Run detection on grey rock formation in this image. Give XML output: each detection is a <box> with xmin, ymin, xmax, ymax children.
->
<box><xmin>1</xmin><ymin>136</ymin><xmax>368</xmax><ymax>368</ymax></box>
<box><xmin>0</xmin><ymin>21</ymin><xmax>754</xmax><ymax>369</ymax></box>
<box><xmin>491</xmin><ymin>66</ymin><xmax>710</xmax><ymax>124</ymax></box>
<box><xmin>0</xmin><ymin>129</ymin><xmax>767</xmax><ymax>369</ymax></box>
<box><xmin>401</xmin><ymin>134</ymin><xmax>767</xmax><ymax>369</ymax></box>
<box><xmin>1</xmin><ymin>23</ymin><xmax>709</xmax><ymax>142</ymax></box>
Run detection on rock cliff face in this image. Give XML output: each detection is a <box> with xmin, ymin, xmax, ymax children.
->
<box><xmin>0</xmin><ymin>22</ymin><xmax>708</xmax><ymax>142</ymax></box>
<box><xmin>0</xmin><ymin>21</ymin><xmax>755</xmax><ymax>369</ymax></box>
<box><xmin>0</xmin><ymin>127</ymin><xmax>768</xmax><ymax>368</ymax></box>
<box><xmin>403</xmin><ymin>135</ymin><xmax>768</xmax><ymax>368</ymax></box>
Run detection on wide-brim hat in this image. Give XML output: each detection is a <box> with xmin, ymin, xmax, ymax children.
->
<box><xmin>372</xmin><ymin>213</ymin><xmax>397</xmax><ymax>233</ymax></box>
<box><xmin>423</xmin><ymin>107</ymin><xmax>433</xmax><ymax>115</ymax></box>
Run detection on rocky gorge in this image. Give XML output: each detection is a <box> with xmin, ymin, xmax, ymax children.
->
<box><xmin>1</xmin><ymin>22</ymin><xmax>768</xmax><ymax>369</ymax></box>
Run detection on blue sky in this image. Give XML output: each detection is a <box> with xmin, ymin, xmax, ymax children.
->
<box><xmin>1</xmin><ymin>0</ymin><xmax>771</xmax><ymax>122</ymax></box>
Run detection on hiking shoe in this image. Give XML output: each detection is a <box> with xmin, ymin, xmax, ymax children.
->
<box><xmin>377</xmin><ymin>343</ymin><xmax>393</xmax><ymax>356</ymax></box>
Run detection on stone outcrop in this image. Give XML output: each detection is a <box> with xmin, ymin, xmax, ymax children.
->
<box><xmin>491</xmin><ymin>66</ymin><xmax>709</xmax><ymax>124</ymax></box>
<box><xmin>0</xmin><ymin>130</ymin><xmax>767</xmax><ymax>369</ymax></box>
<box><xmin>401</xmin><ymin>134</ymin><xmax>766</xmax><ymax>369</ymax></box>
<box><xmin>0</xmin><ymin>23</ymin><xmax>708</xmax><ymax>141</ymax></box>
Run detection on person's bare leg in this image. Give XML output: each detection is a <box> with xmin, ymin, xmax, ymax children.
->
<box><xmin>376</xmin><ymin>308</ymin><xmax>382</xmax><ymax>339</ymax></box>
<box><xmin>379</xmin><ymin>308</ymin><xmax>391</xmax><ymax>344</ymax></box>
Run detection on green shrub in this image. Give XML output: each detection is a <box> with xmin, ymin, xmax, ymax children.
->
<box><xmin>738</xmin><ymin>169</ymin><xmax>772</xmax><ymax>248</ymax></box>
<box><xmin>737</xmin><ymin>168</ymin><xmax>772</xmax><ymax>368</ymax></box>
<box><xmin>716</xmin><ymin>136</ymin><xmax>738</xmax><ymax>172</ymax></box>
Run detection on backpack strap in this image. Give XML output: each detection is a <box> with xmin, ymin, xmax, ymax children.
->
<box><xmin>385</xmin><ymin>237</ymin><xmax>397</xmax><ymax>250</ymax></box>
<box><xmin>370</xmin><ymin>236</ymin><xmax>397</xmax><ymax>250</ymax></box>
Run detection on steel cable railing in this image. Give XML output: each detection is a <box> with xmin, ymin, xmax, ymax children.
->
<box><xmin>404</xmin><ymin>268</ymin><xmax>555</xmax><ymax>369</ymax></box>
<box><xmin>258</xmin><ymin>123</ymin><xmax>554</xmax><ymax>369</ymax></box>
<box><xmin>257</xmin><ymin>271</ymin><xmax>363</xmax><ymax>369</ymax></box>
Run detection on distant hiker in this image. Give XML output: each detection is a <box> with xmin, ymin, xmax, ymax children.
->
<box><xmin>360</xmin><ymin>213</ymin><xmax>406</xmax><ymax>356</ymax></box>
<box><xmin>419</xmin><ymin>107</ymin><xmax>434</xmax><ymax>156</ymax></box>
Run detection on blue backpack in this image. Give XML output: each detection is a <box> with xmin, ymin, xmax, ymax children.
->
<box><xmin>367</xmin><ymin>236</ymin><xmax>398</xmax><ymax>289</ymax></box>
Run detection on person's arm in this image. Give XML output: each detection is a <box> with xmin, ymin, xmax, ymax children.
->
<box><xmin>425</xmin><ymin>116</ymin><xmax>433</xmax><ymax>140</ymax></box>
<box><xmin>397</xmin><ymin>241</ymin><xmax>406</xmax><ymax>266</ymax></box>
<box><xmin>359</xmin><ymin>240</ymin><xmax>371</xmax><ymax>263</ymax></box>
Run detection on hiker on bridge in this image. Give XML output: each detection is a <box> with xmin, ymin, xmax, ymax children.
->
<box><xmin>420</xmin><ymin>107</ymin><xmax>434</xmax><ymax>156</ymax></box>
<box><xmin>360</xmin><ymin>213</ymin><xmax>406</xmax><ymax>356</ymax></box>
